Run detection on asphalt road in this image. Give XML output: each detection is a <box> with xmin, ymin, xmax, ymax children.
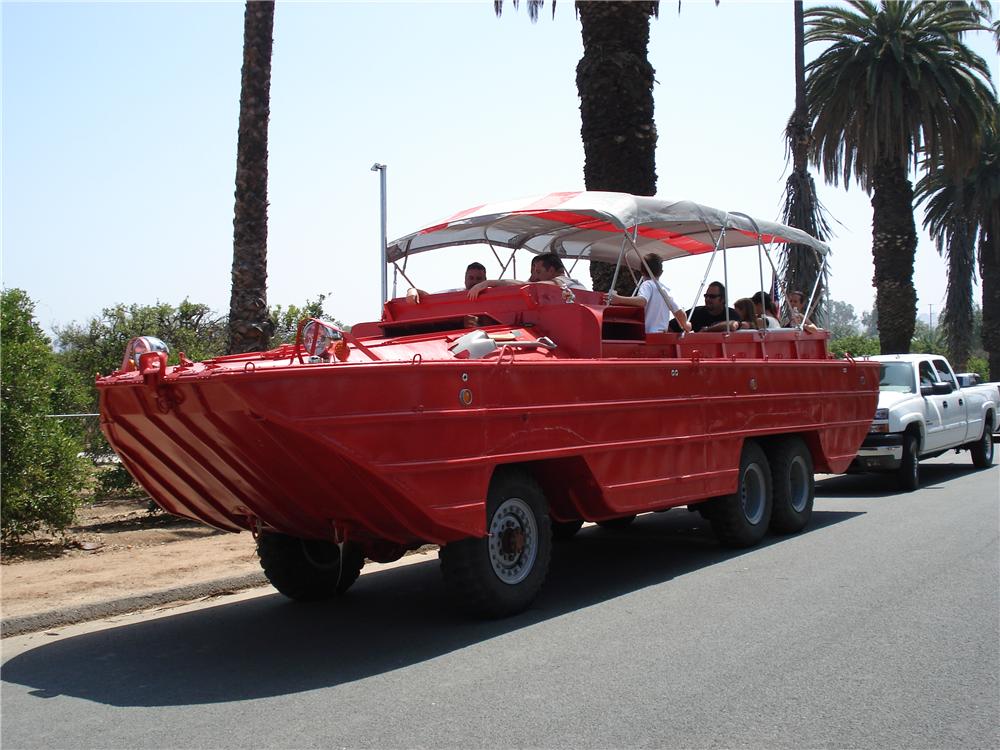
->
<box><xmin>2</xmin><ymin>455</ymin><xmax>998</xmax><ymax>749</ymax></box>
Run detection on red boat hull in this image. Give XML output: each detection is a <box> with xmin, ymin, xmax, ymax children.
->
<box><xmin>100</xmin><ymin>321</ymin><xmax>877</xmax><ymax>547</ymax></box>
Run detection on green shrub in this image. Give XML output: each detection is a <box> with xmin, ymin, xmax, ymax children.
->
<box><xmin>829</xmin><ymin>335</ymin><xmax>881</xmax><ymax>359</ymax></box>
<box><xmin>1</xmin><ymin>290</ymin><xmax>90</xmax><ymax>543</ymax></box>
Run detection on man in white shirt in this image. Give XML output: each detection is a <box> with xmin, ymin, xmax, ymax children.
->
<box><xmin>606</xmin><ymin>253</ymin><xmax>692</xmax><ymax>333</ymax></box>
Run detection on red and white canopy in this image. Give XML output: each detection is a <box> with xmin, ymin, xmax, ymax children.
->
<box><xmin>386</xmin><ymin>191</ymin><xmax>830</xmax><ymax>266</ymax></box>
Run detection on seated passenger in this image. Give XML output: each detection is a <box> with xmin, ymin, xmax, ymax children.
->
<box><xmin>668</xmin><ymin>281</ymin><xmax>741</xmax><ymax>332</ymax></box>
<box><xmin>751</xmin><ymin>291</ymin><xmax>782</xmax><ymax>329</ymax></box>
<box><xmin>733</xmin><ymin>297</ymin><xmax>758</xmax><ymax>330</ymax></box>
<box><xmin>605</xmin><ymin>253</ymin><xmax>692</xmax><ymax>333</ymax></box>
<box><xmin>782</xmin><ymin>289</ymin><xmax>820</xmax><ymax>333</ymax></box>
<box><xmin>468</xmin><ymin>253</ymin><xmax>586</xmax><ymax>300</ymax></box>
<box><xmin>406</xmin><ymin>262</ymin><xmax>487</xmax><ymax>304</ymax></box>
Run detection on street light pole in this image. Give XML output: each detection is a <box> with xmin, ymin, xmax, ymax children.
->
<box><xmin>371</xmin><ymin>163</ymin><xmax>388</xmax><ymax>306</ymax></box>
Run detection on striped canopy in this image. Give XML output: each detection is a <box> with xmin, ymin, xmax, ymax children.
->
<box><xmin>386</xmin><ymin>191</ymin><xmax>830</xmax><ymax>266</ymax></box>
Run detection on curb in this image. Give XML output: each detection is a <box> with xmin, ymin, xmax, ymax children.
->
<box><xmin>1</xmin><ymin>572</ymin><xmax>268</xmax><ymax>638</ymax></box>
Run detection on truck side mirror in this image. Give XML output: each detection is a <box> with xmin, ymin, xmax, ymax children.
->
<box><xmin>922</xmin><ymin>381</ymin><xmax>954</xmax><ymax>396</ymax></box>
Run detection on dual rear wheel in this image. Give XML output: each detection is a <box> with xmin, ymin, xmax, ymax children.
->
<box><xmin>707</xmin><ymin>437</ymin><xmax>814</xmax><ymax>547</ymax></box>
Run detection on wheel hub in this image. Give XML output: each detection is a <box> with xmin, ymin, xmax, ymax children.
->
<box><xmin>488</xmin><ymin>497</ymin><xmax>538</xmax><ymax>585</ymax></box>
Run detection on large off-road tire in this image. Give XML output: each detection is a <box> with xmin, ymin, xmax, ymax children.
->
<box><xmin>551</xmin><ymin>519</ymin><xmax>584</xmax><ymax>540</ymax></box>
<box><xmin>257</xmin><ymin>533</ymin><xmax>365</xmax><ymax>601</ymax></box>
<box><xmin>596</xmin><ymin>514</ymin><xmax>637</xmax><ymax>530</ymax></box>
<box><xmin>767</xmin><ymin>437</ymin><xmax>815</xmax><ymax>534</ymax></box>
<box><xmin>710</xmin><ymin>440</ymin><xmax>773</xmax><ymax>548</ymax></box>
<box><xmin>439</xmin><ymin>469</ymin><xmax>552</xmax><ymax>618</ymax></box>
<box><xmin>970</xmin><ymin>418</ymin><xmax>995</xmax><ymax>469</ymax></box>
<box><xmin>897</xmin><ymin>433</ymin><xmax>920</xmax><ymax>492</ymax></box>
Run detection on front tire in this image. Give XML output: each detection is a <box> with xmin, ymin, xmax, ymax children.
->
<box><xmin>970</xmin><ymin>419</ymin><xmax>995</xmax><ymax>468</ymax></box>
<box><xmin>898</xmin><ymin>434</ymin><xmax>920</xmax><ymax>492</ymax></box>
<box><xmin>710</xmin><ymin>441</ymin><xmax>773</xmax><ymax>548</ymax></box>
<box><xmin>440</xmin><ymin>469</ymin><xmax>552</xmax><ymax>618</ymax></box>
<box><xmin>257</xmin><ymin>534</ymin><xmax>365</xmax><ymax>601</ymax></box>
<box><xmin>767</xmin><ymin>437</ymin><xmax>814</xmax><ymax>534</ymax></box>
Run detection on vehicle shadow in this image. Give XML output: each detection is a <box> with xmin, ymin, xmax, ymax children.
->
<box><xmin>818</xmin><ymin>459</ymin><xmax>990</xmax><ymax>498</ymax></box>
<box><xmin>2</xmin><ymin>509</ymin><xmax>859</xmax><ymax>708</ymax></box>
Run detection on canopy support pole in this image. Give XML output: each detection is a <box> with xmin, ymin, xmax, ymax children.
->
<box><xmin>605</xmin><ymin>225</ymin><xmax>639</xmax><ymax>305</ymax></box>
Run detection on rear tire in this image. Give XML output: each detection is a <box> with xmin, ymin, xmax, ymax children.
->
<box><xmin>439</xmin><ymin>469</ymin><xmax>552</xmax><ymax>618</ymax></box>
<box><xmin>898</xmin><ymin>434</ymin><xmax>920</xmax><ymax>492</ymax></box>
<box><xmin>710</xmin><ymin>441</ymin><xmax>773</xmax><ymax>548</ymax></box>
<box><xmin>257</xmin><ymin>534</ymin><xmax>365</xmax><ymax>601</ymax></box>
<box><xmin>970</xmin><ymin>419</ymin><xmax>995</xmax><ymax>468</ymax></box>
<box><xmin>767</xmin><ymin>437</ymin><xmax>814</xmax><ymax>534</ymax></box>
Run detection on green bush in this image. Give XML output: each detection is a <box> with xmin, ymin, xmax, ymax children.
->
<box><xmin>1</xmin><ymin>289</ymin><xmax>90</xmax><ymax>543</ymax></box>
<box><xmin>829</xmin><ymin>335</ymin><xmax>881</xmax><ymax>359</ymax></box>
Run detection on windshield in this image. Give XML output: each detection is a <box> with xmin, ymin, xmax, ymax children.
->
<box><xmin>879</xmin><ymin>363</ymin><xmax>915</xmax><ymax>394</ymax></box>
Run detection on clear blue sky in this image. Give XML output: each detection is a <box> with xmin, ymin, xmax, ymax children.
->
<box><xmin>3</xmin><ymin>1</ymin><xmax>997</xmax><ymax>338</ymax></box>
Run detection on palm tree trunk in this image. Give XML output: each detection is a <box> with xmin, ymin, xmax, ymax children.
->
<box><xmin>981</xmin><ymin>228</ymin><xmax>1000</xmax><ymax>379</ymax></box>
<box><xmin>941</xmin><ymin>224</ymin><xmax>975</xmax><ymax>369</ymax></box>
<box><xmin>228</xmin><ymin>0</ymin><xmax>275</xmax><ymax>355</ymax></box>
<box><xmin>871</xmin><ymin>161</ymin><xmax>918</xmax><ymax>354</ymax></box>
<box><xmin>780</xmin><ymin>1</ymin><xmax>829</xmax><ymax>324</ymax></box>
<box><xmin>576</xmin><ymin>1</ymin><xmax>658</xmax><ymax>294</ymax></box>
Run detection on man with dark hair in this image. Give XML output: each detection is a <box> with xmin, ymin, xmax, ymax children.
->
<box><xmin>406</xmin><ymin>262</ymin><xmax>488</xmax><ymax>304</ymax></box>
<box><xmin>467</xmin><ymin>253</ymin><xmax>586</xmax><ymax>299</ymax></box>
<box><xmin>607</xmin><ymin>253</ymin><xmax>692</xmax><ymax>333</ymax></box>
<box><xmin>668</xmin><ymin>280</ymin><xmax>740</xmax><ymax>332</ymax></box>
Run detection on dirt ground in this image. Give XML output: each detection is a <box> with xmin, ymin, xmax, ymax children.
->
<box><xmin>1</xmin><ymin>497</ymin><xmax>262</xmax><ymax>621</ymax></box>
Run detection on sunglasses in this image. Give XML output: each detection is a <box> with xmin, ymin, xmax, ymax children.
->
<box><xmin>704</xmin><ymin>293</ymin><xmax>722</xmax><ymax>299</ymax></box>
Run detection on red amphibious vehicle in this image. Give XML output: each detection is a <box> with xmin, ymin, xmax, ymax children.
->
<box><xmin>97</xmin><ymin>192</ymin><xmax>878</xmax><ymax>617</ymax></box>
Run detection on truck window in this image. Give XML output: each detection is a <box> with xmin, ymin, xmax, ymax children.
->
<box><xmin>879</xmin><ymin>363</ymin><xmax>915</xmax><ymax>393</ymax></box>
<box><xmin>918</xmin><ymin>362</ymin><xmax>938</xmax><ymax>388</ymax></box>
<box><xmin>931</xmin><ymin>359</ymin><xmax>956</xmax><ymax>388</ymax></box>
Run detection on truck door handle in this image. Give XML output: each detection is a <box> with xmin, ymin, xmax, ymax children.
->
<box><xmin>943</xmin><ymin>402</ymin><xmax>948</xmax><ymax>408</ymax></box>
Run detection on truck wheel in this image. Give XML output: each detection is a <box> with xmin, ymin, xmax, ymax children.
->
<box><xmin>710</xmin><ymin>441</ymin><xmax>773</xmax><ymax>548</ymax></box>
<box><xmin>440</xmin><ymin>469</ymin><xmax>552</xmax><ymax>618</ymax></box>
<box><xmin>597</xmin><ymin>514</ymin><xmax>637</xmax><ymax>530</ymax></box>
<box><xmin>767</xmin><ymin>437</ymin><xmax>814</xmax><ymax>534</ymax></box>
<box><xmin>256</xmin><ymin>533</ymin><xmax>365</xmax><ymax>601</ymax></box>
<box><xmin>898</xmin><ymin>434</ymin><xmax>920</xmax><ymax>492</ymax></box>
<box><xmin>551</xmin><ymin>519</ymin><xmax>584</xmax><ymax>540</ymax></box>
<box><xmin>970</xmin><ymin>421</ymin><xmax>995</xmax><ymax>468</ymax></box>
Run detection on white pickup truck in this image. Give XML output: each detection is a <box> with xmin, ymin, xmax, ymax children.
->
<box><xmin>850</xmin><ymin>354</ymin><xmax>998</xmax><ymax>490</ymax></box>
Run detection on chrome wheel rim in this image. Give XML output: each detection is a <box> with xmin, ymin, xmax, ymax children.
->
<box><xmin>740</xmin><ymin>462</ymin><xmax>767</xmax><ymax>525</ymax></box>
<box><xmin>488</xmin><ymin>497</ymin><xmax>538</xmax><ymax>585</ymax></box>
<box><xmin>985</xmin><ymin>431</ymin><xmax>994</xmax><ymax>462</ymax></box>
<box><xmin>788</xmin><ymin>455</ymin><xmax>810</xmax><ymax>512</ymax></box>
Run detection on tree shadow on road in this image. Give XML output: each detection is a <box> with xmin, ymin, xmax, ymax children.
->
<box><xmin>2</xmin><ymin>508</ymin><xmax>860</xmax><ymax>708</ymax></box>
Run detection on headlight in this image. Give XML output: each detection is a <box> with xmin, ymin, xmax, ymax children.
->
<box><xmin>869</xmin><ymin>408</ymin><xmax>890</xmax><ymax>433</ymax></box>
<box><xmin>298</xmin><ymin>319</ymin><xmax>344</xmax><ymax>362</ymax></box>
<box><xmin>121</xmin><ymin>336</ymin><xmax>169</xmax><ymax>373</ymax></box>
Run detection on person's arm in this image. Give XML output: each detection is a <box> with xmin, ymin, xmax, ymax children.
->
<box><xmin>467</xmin><ymin>278</ymin><xmax>527</xmax><ymax>299</ymax></box>
<box><xmin>606</xmin><ymin>291</ymin><xmax>646</xmax><ymax>308</ymax></box>
<box><xmin>703</xmin><ymin>319</ymin><xmax>740</xmax><ymax>332</ymax></box>
<box><xmin>672</xmin><ymin>308</ymin><xmax>693</xmax><ymax>333</ymax></box>
<box><xmin>405</xmin><ymin>288</ymin><xmax>430</xmax><ymax>304</ymax></box>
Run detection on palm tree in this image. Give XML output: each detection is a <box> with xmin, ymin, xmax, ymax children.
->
<box><xmin>916</xmin><ymin>173</ymin><xmax>977</xmax><ymax>369</ymax></box>
<box><xmin>228</xmin><ymin>1</ymin><xmax>275</xmax><ymax>355</ymax></box>
<box><xmin>804</xmin><ymin>1</ymin><xmax>994</xmax><ymax>354</ymax></box>
<box><xmin>919</xmin><ymin>114</ymin><xmax>999</xmax><ymax>378</ymax></box>
<box><xmin>496</xmin><ymin>1</ymin><xmax>715</xmax><ymax>294</ymax></box>
<box><xmin>780</xmin><ymin>0</ymin><xmax>831</xmax><ymax>326</ymax></box>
